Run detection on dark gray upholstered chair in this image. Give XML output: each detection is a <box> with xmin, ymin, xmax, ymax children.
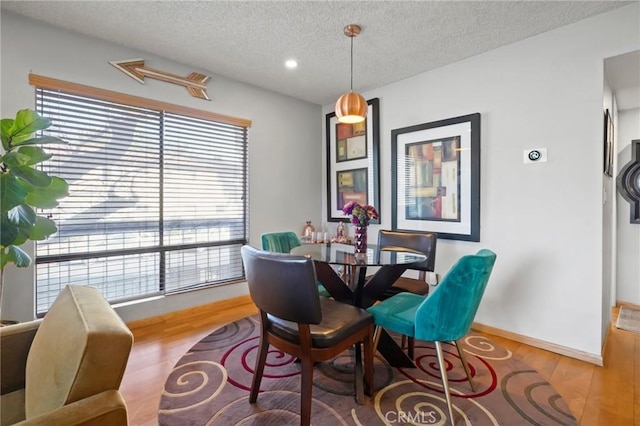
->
<box><xmin>376</xmin><ymin>230</ymin><xmax>437</xmax><ymax>300</ymax></box>
<box><xmin>240</xmin><ymin>245</ymin><xmax>374</xmax><ymax>426</ymax></box>
<box><xmin>373</xmin><ymin>230</ymin><xmax>437</xmax><ymax>359</ymax></box>
<box><xmin>260</xmin><ymin>231</ymin><xmax>330</xmax><ymax>297</ymax></box>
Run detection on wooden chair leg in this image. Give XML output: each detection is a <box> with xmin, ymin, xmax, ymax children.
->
<box><xmin>300</xmin><ymin>358</ymin><xmax>314</xmax><ymax>426</ymax></box>
<box><xmin>363</xmin><ymin>328</ymin><xmax>374</xmax><ymax>397</ymax></box>
<box><xmin>435</xmin><ymin>341</ymin><xmax>455</xmax><ymax>426</ymax></box>
<box><xmin>354</xmin><ymin>342</ymin><xmax>364</xmax><ymax>404</ymax></box>
<box><xmin>407</xmin><ymin>336</ymin><xmax>415</xmax><ymax>360</ymax></box>
<box><xmin>250</xmin><ymin>337</ymin><xmax>269</xmax><ymax>403</ymax></box>
<box><xmin>455</xmin><ymin>340</ymin><xmax>475</xmax><ymax>392</ymax></box>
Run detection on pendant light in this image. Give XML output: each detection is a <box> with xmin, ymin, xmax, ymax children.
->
<box><xmin>335</xmin><ymin>24</ymin><xmax>367</xmax><ymax>124</ymax></box>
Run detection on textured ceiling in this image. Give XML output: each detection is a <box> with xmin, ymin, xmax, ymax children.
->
<box><xmin>1</xmin><ymin>1</ymin><xmax>634</xmax><ymax>106</ymax></box>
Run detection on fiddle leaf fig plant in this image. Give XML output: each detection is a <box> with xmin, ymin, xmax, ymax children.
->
<box><xmin>0</xmin><ymin>109</ymin><xmax>69</xmax><ymax>311</ymax></box>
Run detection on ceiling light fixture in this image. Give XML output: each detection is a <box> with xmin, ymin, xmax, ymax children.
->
<box><xmin>285</xmin><ymin>59</ymin><xmax>298</xmax><ymax>69</ymax></box>
<box><xmin>335</xmin><ymin>24</ymin><xmax>367</xmax><ymax>124</ymax></box>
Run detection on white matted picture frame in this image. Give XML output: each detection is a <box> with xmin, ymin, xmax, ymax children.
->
<box><xmin>391</xmin><ymin>113</ymin><xmax>481</xmax><ymax>241</ymax></box>
<box><xmin>325</xmin><ymin>98</ymin><xmax>380</xmax><ymax>222</ymax></box>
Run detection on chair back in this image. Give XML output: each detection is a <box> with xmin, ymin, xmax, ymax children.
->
<box><xmin>378</xmin><ymin>230</ymin><xmax>437</xmax><ymax>272</ymax></box>
<box><xmin>25</xmin><ymin>285</ymin><xmax>133</xmax><ymax>419</ymax></box>
<box><xmin>261</xmin><ymin>231</ymin><xmax>301</xmax><ymax>253</ymax></box>
<box><xmin>414</xmin><ymin>249</ymin><xmax>497</xmax><ymax>342</ymax></box>
<box><xmin>241</xmin><ymin>245</ymin><xmax>322</xmax><ymax>324</ymax></box>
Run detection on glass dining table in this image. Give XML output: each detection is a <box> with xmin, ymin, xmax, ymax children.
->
<box><xmin>290</xmin><ymin>242</ymin><xmax>426</xmax><ymax>368</ymax></box>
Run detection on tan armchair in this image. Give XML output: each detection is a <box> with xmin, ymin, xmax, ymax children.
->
<box><xmin>1</xmin><ymin>285</ymin><xmax>134</xmax><ymax>425</ymax></box>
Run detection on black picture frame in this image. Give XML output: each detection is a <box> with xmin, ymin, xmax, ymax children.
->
<box><xmin>326</xmin><ymin>98</ymin><xmax>380</xmax><ymax>222</ymax></box>
<box><xmin>391</xmin><ymin>113</ymin><xmax>481</xmax><ymax>242</ymax></box>
<box><xmin>604</xmin><ymin>109</ymin><xmax>614</xmax><ymax>177</ymax></box>
<box><xmin>617</xmin><ymin>139</ymin><xmax>640</xmax><ymax>223</ymax></box>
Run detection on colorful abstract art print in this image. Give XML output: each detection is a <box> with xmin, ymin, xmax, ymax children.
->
<box><xmin>404</xmin><ymin>136</ymin><xmax>461</xmax><ymax>222</ymax></box>
<box><xmin>392</xmin><ymin>113</ymin><xmax>480</xmax><ymax>242</ymax></box>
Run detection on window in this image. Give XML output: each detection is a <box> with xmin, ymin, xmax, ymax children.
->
<box><xmin>32</xmin><ymin>75</ymin><xmax>250</xmax><ymax>315</ymax></box>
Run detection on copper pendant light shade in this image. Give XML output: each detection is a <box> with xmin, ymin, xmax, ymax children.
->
<box><xmin>335</xmin><ymin>91</ymin><xmax>367</xmax><ymax>123</ymax></box>
<box><xmin>335</xmin><ymin>24</ymin><xmax>367</xmax><ymax>124</ymax></box>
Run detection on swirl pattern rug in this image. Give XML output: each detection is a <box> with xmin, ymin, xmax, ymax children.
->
<box><xmin>159</xmin><ymin>316</ymin><xmax>576</xmax><ymax>425</ymax></box>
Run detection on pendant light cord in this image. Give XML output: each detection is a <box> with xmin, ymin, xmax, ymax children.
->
<box><xmin>350</xmin><ymin>34</ymin><xmax>354</xmax><ymax>92</ymax></box>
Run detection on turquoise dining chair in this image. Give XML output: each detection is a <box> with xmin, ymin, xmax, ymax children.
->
<box><xmin>260</xmin><ymin>231</ymin><xmax>330</xmax><ymax>297</ymax></box>
<box><xmin>367</xmin><ymin>249</ymin><xmax>497</xmax><ymax>426</ymax></box>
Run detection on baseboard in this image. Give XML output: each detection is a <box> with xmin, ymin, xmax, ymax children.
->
<box><xmin>471</xmin><ymin>322</ymin><xmax>603</xmax><ymax>366</ymax></box>
<box><xmin>616</xmin><ymin>300</ymin><xmax>640</xmax><ymax>310</ymax></box>
<box><xmin>126</xmin><ymin>294</ymin><xmax>254</xmax><ymax>330</ymax></box>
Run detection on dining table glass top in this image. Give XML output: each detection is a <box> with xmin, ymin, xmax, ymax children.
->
<box><xmin>290</xmin><ymin>243</ymin><xmax>426</xmax><ymax>267</ymax></box>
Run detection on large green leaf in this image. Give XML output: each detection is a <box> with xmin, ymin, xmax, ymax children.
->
<box><xmin>1</xmin><ymin>119</ymin><xmax>13</xmax><ymax>151</ymax></box>
<box><xmin>6</xmin><ymin>204</ymin><xmax>36</xmax><ymax>246</ymax></box>
<box><xmin>15</xmin><ymin>146</ymin><xmax>53</xmax><ymax>166</ymax></box>
<box><xmin>8</xmin><ymin>110</ymin><xmax>51</xmax><ymax>144</ymax></box>
<box><xmin>30</xmin><ymin>215</ymin><xmax>58</xmax><ymax>240</ymax></box>
<box><xmin>0</xmin><ymin>248</ymin><xmax>7</xmax><ymax>269</ymax></box>
<box><xmin>0</xmin><ymin>212</ymin><xmax>19</xmax><ymax>246</ymax></box>
<box><xmin>11</xmin><ymin>165</ymin><xmax>53</xmax><ymax>187</ymax></box>
<box><xmin>12</xmin><ymin>136</ymin><xmax>67</xmax><ymax>148</ymax></box>
<box><xmin>24</xmin><ymin>177</ymin><xmax>69</xmax><ymax>208</ymax></box>
<box><xmin>7</xmin><ymin>204</ymin><xmax>37</xmax><ymax>227</ymax></box>
<box><xmin>4</xmin><ymin>245</ymin><xmax>32</xmax><ymax>268</ymax></box>
<box><xmin>1</xmin><ymin>151</ymin><xmax>32</xmax><ymax>167</ymax></box>
<box><xmin>0</xmin><ymin>172</ymin><xmax>28</xmax><ymax>213</ymax></box>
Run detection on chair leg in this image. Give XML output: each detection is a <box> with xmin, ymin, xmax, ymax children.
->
<box><xmin>363</xmin><ymin>329</ymin><xmax>374</xmax><ymax>397</ymax></box>
<box><xmin>455</xmin><ymin>340</ymin><xmax>475</xmax><ymax>392</ymax></box>
<box><xmin>372</xmin><ymin>326</ymin><xmax>382</xmax><ymax>353</ymax></box>
<box><xmin>354</xmin><ymin>342</ymin><xmax>364</xmax><ymax>404</ymax></box>
<box><xmin>250</xmin><ymin>337</ymin><xmax>269</xmax><ymax>403</ymax></box>
<box><xmin>435</xmin><ymin>341</ymin><xmax>455</xmax><ymax>426</ymax></box>
<box><xmin>407</xmin><ymin>336</ymin><xmax>415</xmax><ymax>360</ymax></box>
<box><xmin>300</xmin><ymin>358</ymin><xmax>314</xmax><ymax>426</ymax></box>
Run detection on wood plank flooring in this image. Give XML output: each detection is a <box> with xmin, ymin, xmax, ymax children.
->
<box><xmin>120</xmin><ymin>300</ymin><xmax>638</xmax><ymax>425</ymax></box>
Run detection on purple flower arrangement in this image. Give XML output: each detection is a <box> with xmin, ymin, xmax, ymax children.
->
<box><xmin>341</xmin><ymin>201</ymin><xmax>379</xmax><ymax>226</ymax></box>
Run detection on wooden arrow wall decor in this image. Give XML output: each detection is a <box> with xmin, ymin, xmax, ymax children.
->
<box><xmin>109</xmin><ymin>58</ymin><xmax>211</xmax><ymax>100</ymax></box>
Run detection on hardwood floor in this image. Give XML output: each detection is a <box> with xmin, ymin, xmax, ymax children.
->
<box><xmin>120</xmin><ymin>299</ymin><xmax>638</xmax><ymax>425</ymax></box>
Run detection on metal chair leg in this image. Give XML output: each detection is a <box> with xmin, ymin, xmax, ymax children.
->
<box><xmin>372</xmin><ymin>326</ymin><xmax>382</xmax><ymax>353</ymax></box>
<box><xmin>435</xmin><ymin>341</ymin><xmax>455</xmax><ymax>426</ymax></box>
<box><xmin>455</xmin><ymin>340</ymin><xmax>475</xmax><ymax>392</ymax></box>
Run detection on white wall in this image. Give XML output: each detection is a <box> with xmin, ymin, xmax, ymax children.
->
<box><xmin>0</xmin><ymin>12</ymin><xmax>323</xmax><ymax>322</ymax></box>
<box><xmin>602</xmin><ymin>75</ymin><xmax>615</xmax><ymax>342</ymax></box>
<box><xmin>323</xmin><ymin>4</ymin><xmax>640</xmax><ymax>357</ymax></box>
<box><xmin>616</xmin><ymin>108</ymin><xmax>640</xmax><ymax>305</ymax></box>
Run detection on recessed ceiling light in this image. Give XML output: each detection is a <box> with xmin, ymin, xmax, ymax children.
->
<box><xmin>285</xmin><ymin>59</ymin><xmax>298</xmax><ymax>69</ymax></box>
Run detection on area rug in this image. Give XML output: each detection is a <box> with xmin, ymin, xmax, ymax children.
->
<box><xmin>159</xmin><ymin>316</ymin><xmax>576</xmax><ymax>425</ymax></box>
<box><xmin>616</xmin><ymin>306</ymin><xmax>640</xmax><ymax>334</ymax></box>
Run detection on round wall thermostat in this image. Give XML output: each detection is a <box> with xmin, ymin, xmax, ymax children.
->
<box><xmin>528</xmin><ymin>150</ymin><xmax>541</xmax><ymax>161</ymax></box>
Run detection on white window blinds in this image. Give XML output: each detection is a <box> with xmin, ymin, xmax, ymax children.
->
<box><xmin>35</xmin><ymin>86</ymin><xmax>249</xmax><ymax>315</ymax></box>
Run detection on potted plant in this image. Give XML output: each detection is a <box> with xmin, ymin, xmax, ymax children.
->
<box><xmin>0</xmin><ymin>109</ymin><xmax>69</xmax><ymax>320</ymax></box>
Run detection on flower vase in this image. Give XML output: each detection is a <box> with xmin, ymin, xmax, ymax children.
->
<box><xmin>354</xmin><ymin>225</ymin><xmax>368</xmax><ymax>254</ymax></box>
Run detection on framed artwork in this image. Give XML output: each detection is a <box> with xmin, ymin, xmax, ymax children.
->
<box><xmin>326</xmin><ymin>98</ymin><xmax>380</xmax><ymax>222</ymax></box>
<box><xmin>604</xmin><ymin>109</ymin><xmax>614</xmax><ymax>177</ymax></box>
<box><xmin>617</xmin><ymin>139</ymin><xmax>640</xmax><ymax>223</ymax></box>
<box><xmin>391</xmin><ymin>113</ymin><xmax>481</xmax><ymax>241</ymax></box>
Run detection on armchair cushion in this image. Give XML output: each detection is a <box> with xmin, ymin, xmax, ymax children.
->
<box><xmin>0</xmin><ymin>285</ymin><xmax>133</xmax><ymax>425</ymax></box>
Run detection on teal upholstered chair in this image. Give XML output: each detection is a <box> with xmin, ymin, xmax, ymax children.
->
<box><xmin>367</xmin><ymin>249</ymin><xmax>497</xmax><ymax>426</ymax></box>
<box><xmin>261</xmin><ymin>231</ymin><xmax>330</xmax><ymax>297</ymax></box>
